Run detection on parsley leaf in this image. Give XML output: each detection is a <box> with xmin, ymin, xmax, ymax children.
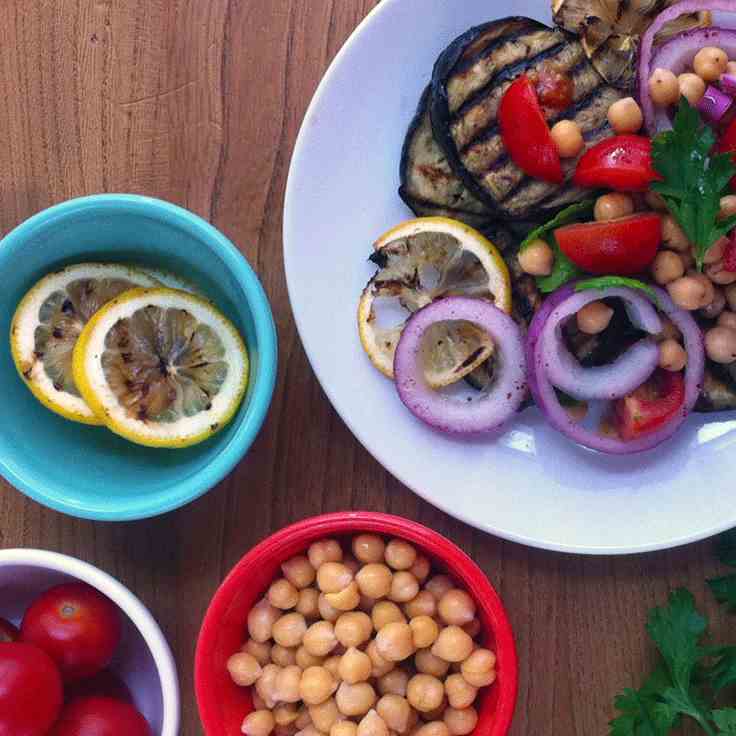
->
<box><xmin>575</xmin><ymin>276</ymin><xmax>658</xmax><ymax>304</ymax></box>
<box><xmin>610</xmin><ymin>668</ymin><xmax>680</xmax><ymax>736</ymax></box>
<box><xmin>707</xmin><ymin>576</ymin><xmax>736</xmax><ymax>613</ymax></box>
<box><xmin>536</xmin><ymin>238</ymin><xmax>582</xmax><ymax>293</ymax></box>
<box><xmin>651</xmin><ymin>98</ymin><xmax>736</xmax><ymax>270</ymax></box>
<box><xmin>703</xmin><ymin>647</ymin><xmax>736</xmax><ymax>694</ymax></box>
<box><xmin>713</xmin><ymin>708</ymin><xmax>736</xmax><ymax>734</ymax></box>
<box><xmin>715</xmin><ymin>529</ymin><xmax>736</xmax><ymax>568</ymax></box>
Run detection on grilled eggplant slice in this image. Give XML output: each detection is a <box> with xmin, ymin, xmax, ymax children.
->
<box><xmin>430</xmin><ymin>17</ymin><xmax>624</xmax><ymax>221</ymax></box>
<box><xmin>399</xmin><ymin>86</ymin><xmax>495</xmax><ymax>229</ymax></box>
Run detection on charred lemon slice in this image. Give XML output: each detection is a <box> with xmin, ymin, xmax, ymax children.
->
<box><xmin>358</xmin><ymin>217</ymin><xmax>511</xmax><ymax>386</ymax></box>
<box><xmin>72</xmin><ymin>288</ymin><xmax>248</xmax><ymax>448</ymax></box>
<box><xmin>10</xmin><ymin>263</ymin><xmax>159</xmax><ymax>424</ymax></box>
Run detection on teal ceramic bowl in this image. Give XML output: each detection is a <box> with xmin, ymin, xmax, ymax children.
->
<box><xmin>0</xmin><ymin>194</ymin><xmax>277</xmax><ymax>521</ymax></box>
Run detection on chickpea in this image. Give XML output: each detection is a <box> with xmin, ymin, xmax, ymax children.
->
<box><xmin>353</xmin><ymin>534</ymin><xmax>386</xmax><ymax>563</ymax></box>
<box><xmin>648</xmin><ymin>68</ymin><xmax>680</xmax><ymax>106</ymax></box>
<box><xmin>550</xmin><ymin>120</ymin><xmax>584</xmax><ymax>158</ymax></box>
<box><xmin>297</xmin><ymin>645</ymin><xmax>325</xmax><ymax>669</ymax></box>
<box><xmin>390</xmin><ymin>572</ymin><xmax>420</xmax><ymax>603</ymax></box>
<box><xmin>300</xmin><ymin>666</ymin><xmax>338</xmax><ymax>706</ymax></box>
<box><xmin>667</xmin><ymin>276</ymin><xmax>707</xmax><ymax>310</ymax></box>
<box><xmin>273</xmin><ymin>613</ymin><xmax>308</xmax><ymax>648</ymax></box>
<box><xmin>719</xmin><ymin>311</ymin><xmax>736</xmax><ymax>330</ymax></box>
<box><xmin>257</xmin><ymin>664</ymin><xmax>282</xmax><ymax>709</ymax></box>
<box><xmin>277</xmin><ymin>665</ymin><xmax>304</xmax><ymax>703</ymax></box>
<box><xmin>295</xmin><ymin>707</ymin><xmax>312</xmax><ymax>730</ymax></box>
<box><xmin>425</xmin><ymin>576</ymin><xmax>454</xmax><ymax>601</ymax></box>
<box><xmin>608</xmin><ymin>97</ymin><xmax>643</xmax><ymax>134</ymax></box>
<box><xmin>243</xmin><ymin>710</ymin><xmax>276</xmax><ymax>736</ymax></box>
<box><xmin>645</xmin><ymin>190</ymin><xmax>667</xmax><ymax>211</ymax></box>
<box><xmin>296</xmin><ymin>726</ymin><xmax>322</xmax><ymax>736</ymax></box>
<box><xmin>357</xmin><ymin>710</ymin><xmax>389</xmax><ymax>736</ymax></box>
<box><xmin>339</xmin><ymin>647</ymin><xmax>373</xmax><ymax>684</ymax></box>
<box><xmin>373</xmin><ymin>601</ymin><xmax>406</xmax><ymax>631</ymax></box>
<box><xmin>275</xmin><ymin>724</ymin><xmax>297</xmax><ymax>736</ymax></box>
<box><xmin>249</xmin><ymin>599</ymin><xmax>281</xmax><ymax>643</ymax></box>
<box><xmin>282</xmin><ymin>556</ymin><xmax>317</xmax><ymax>590</ymax></box>
<box><xmin>409</xmin><ymin>556</ymin><xmax>431</xmax><ymax>584</ymax></box>
<box><xmin>324</xmin><ymin>655</ymin><xmax>342</xmax><ymax>679</ymax></box>
<box><xmin>437</xmin><ymin>590</ymin><xmax>476</xmax><ymax>626</ymax></box>
<box><xmin>297</xmin><ymin>588</ymin><xmax>321</xmax><ymax>619</ymax></box>
<box><xmin>319</xmin><ymin>594</ymin><xmax>342</xmax><ymax>623</ymax></box>
<box><xmin>706</xmin><ymin>261</ymin><xmax>736</xmax><ymax>286</ymax></box>
<box><xmin>356</xmin><ymin>564</ymin><xmax>393</xmax><ymax>599</ymax></box>
<box><xmin>727</xmin><ymin>284</ymin><xmax>736</xmax><ymax>311</ymax></box>
<box><xmin>309</xmin><ymin>697</ymin><xmax>342</xmax><ymax>733</ymax></box>
<box><xmin>405</xmin><ymin>591</ymin><xmax>436</xmax><ymax>619</ymax></box>
<box><xmin>326</xmin><ymin>582</ymin><xmax>361</xmax><ymax>611</ymax></box>
<box><xmin>462</xmin><ymin>619</ymin><xmax>481</xmax><ymax>639</ymax></box>
<box><xmin>577</xmin><ymin>301</ymin><xmax>614</xmax><ymax>335</ymax></box>
<box><xmin>376</xmin><ymin>622</ymin><xmax>416</xmax><ymax>662</ymax></box>
<box><xmin>253</xmin><ymin>692</ymin><xmax>268</xmax><ymax>711</ymax></box>
<box><xmin>378</xmin><ymin>668</ymin><xmax>410</xmax><ymax>697</ymax></box>
<box><xmin>332</xmin><ymin>722</ymin><xmax>358</xmax><ymax>736</ymax></box>
<box><xmin>268</xmin><ymin>578</ymin><xmax>300</xmax><ymax>610</ymax></box>
<box><xmin>385</xmin><ymin>540</ymin><xmax>418</xmax><ymax>571</ymax></box>
<box><xmin>407</xmin><ymin>674</ymin><xmax>445</xmax><ymax>713</ymax></box>
<box><xmin>377</xmin><ymin>694</ymin><xmax>412</xmax><ymax>733</ymax></box>
<box><xmin>431</xmin><ymin>627</ymin><xmax>474</xmax><ymax>663</ymax></box>
<box><xmin>317</xmin><ymin>563</ymin><xmax>354</xmax><ymax>594</ymax></box>
<box><xmin>651</xmin><ymin>250</ymin><xmax>685</xmax><ymax>286</ymax></box>
<box><xmin>594</xmin><ymin>193</ymin><xmax>634</xmax><ymax>222</ymax></box>
<box><xmin>413</xmin><ymin>724</ymin><xmax>450</xmax><ymax>736</ymax></box>
<box><xmin>701</xmin><ymin>288</ymin><xmax>727</xmax><ymax>320</ymax></box>
<box><xmin>444</xmin><ymin>675</ymin><xmax>477</xmax><ymax>710</ymax></box>
<box><xmin>721</xmin><ymin>196</ymin><xmax>736</xmax><ymax>220</ymax></box>
<box><xmin>679</xmin><ymin>72</ymin><xmax>707</xmax><ymax>104</ymax></box>
<box><xmin>518</xmin><ymin>239</ymin><xmax>554</xmax><ymax>277</ymax></box>
<box><xmin>367</xmin><ymin>639</ymin><xmax>395</xmax><ymax>677</ymax></box>
<box><xmin>661</xmin><ymin>215</ymin><xmax>690</xmax><ymax>252</ymax></box>
<box><xmin>410</xmin><ymin>616</ymin><xmax>440</xmax><ymax>649</ymax></box>
<box><xmin>274</xmin><ymin>704</ymin><xmax>300</xmax><ymax>727</ymax></box>
<box><xmin>694</xmin><ymin>46</ymin><xmax>729</xmax><ymax>82</ymax></box>
<box><xmin>227</xmin><ymin>651</ymin><xmax>262</xmax><ymax>686</ymax></box>
<box><xmin>658</xmin><ymin>339</ymin><xmax>687</xmax><ymax>372</ymax></box>
<box><xmin>309</xmin><ymin>540</ymin><xmax>344</xmax><ymax>569</ymax></box>
<box><xmin>443</xmin><ymin>708</ymin><xmax>478</xmax><ymax>736</ymax></box>
<box><xmin>706</xmin><ymin>326</ymin><xmax>736</xmax><ymax>363</ymax></box>
<box><xmin>303</xmin><ymin>621</ymin><xmax>339</xmax><ymax>657</ymax></box>
<box><xmin>244</xmin><ymin>639</ymin><xmax>273</xmax><ymax>666</ymax></box>
<box><xmin>461</xmin><ymin>649</ymin><xmax>497</xmax><ymax>687</ymax></box>
<box><xmin>273</xmin><ymin>645</ymin><xmax>298</xmax><ymax>667</ymax></box>
<box><xmin>336</xmin><ymin>681</ymin><xmax>378</xmax><ymax>717</ymax></box>
<box><xmin>335</xmin><ymin>612</ymin><xmax>373</xmax><ymax>648</ymax></box>
<box><xmin>415</xmin><ymin>649</ymin><xmax>450</xmax><ymax>678</ymax></box>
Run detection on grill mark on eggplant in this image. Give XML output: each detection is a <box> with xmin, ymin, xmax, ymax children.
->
<box><xmin>453</xmin><ymin>23</ymin><xmax>543</xmax><ymax>75</ymax></box>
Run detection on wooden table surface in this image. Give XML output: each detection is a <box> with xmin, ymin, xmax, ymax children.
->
<box><xmin>0</xmin><ymin>2</ymin><xmax>730</xmax><ymax>734</ymax></box>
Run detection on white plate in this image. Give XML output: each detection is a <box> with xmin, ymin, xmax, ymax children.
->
<box><xmin>284</xmin><ymin>0</ymin><xmax>736</xmax><ymax>554</ymax></box>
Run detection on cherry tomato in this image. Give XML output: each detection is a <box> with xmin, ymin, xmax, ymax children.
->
<box><xmin>65</xmin><ymin>670</ymin><xmax>132</xmax><ymax>703</ymax></box>
<box><xmin>718</xmin><ymin>116</ymin><xmax>736</xmax><ymax>192</ymax></box>
<box><xmin>21</xmin><ymin>583</ymin><xmax>121</xmax><ymax>682</ymax></box>
<box><xmin>0</xmin><ymin>618</ymin><xmax>19</xmax><ymax>643</ymax></box>
<box><xmin>533</xmin><ymin>64</ymin><xmax>574</xmax><ymax>110</ymax></box>
<box><xmin>613</xmin><ymin>370</ymin><xmax>685</xmax><ymax>441</ymax></box>
<box><xmin>499</xmin><ymin>75</ymin><xmax>563</xmax><ymax>183</ymax></box>
<box><xmin>554</xmin><ymin>213</ymin><xmax>662</xmax><ymax>275</ymax></box>
<box><xmin>0</xmin><ymin>641</ymin><xmax>63</xmax><ymax>736</ymax></box>
<box><xmin>573</xmin><ymin>135</ymin><xmax>659</xmax><ymax>191</ymax></box>
<box><xmin>51</xmin><ymin>696</ymin><xmax>152</xmax><ymax>736</ymax></box>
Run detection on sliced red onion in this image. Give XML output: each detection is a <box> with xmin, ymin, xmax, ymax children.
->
<box><xmin>527</xmin><ymin>285</ymin><xmax>704</xmax><ymax>454</ymax></box>
<box><xmin>639</xmin><ymin>2</ymin><xmax>736</xmax><ymax>134</ymax></box>
<box><xmin>393</xmin><ymin>297</ymin><xmax>526</xmax><ymax>434</ymax></box>
<box><xmin>722</xmin><ymin>72</ymin><xmax>736</xmax><ymax>95</ymax></box>
<box><xmin>539</xmin><ymin>288</ymin><xmax>662</xmax><ymax>400</ymax></box>
<box><xmin>699</xmin><ymin>84</ymin><xmax>734</xmax><ymax>121</ymax></box>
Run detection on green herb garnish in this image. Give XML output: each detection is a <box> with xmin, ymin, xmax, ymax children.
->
<box><xmin>575</xmin><ymin>276</ymin><xmax>658</xmax><ymax>305</ymax></box>
<box><xmin>520</xmin><ymin>200</ymin><xmax>595</xmax><ymax>251</ymax></box>
<box><xmin>652</xmin><ymin>98</ymin><xmax>736</xmax><ymax>270</ymax></box>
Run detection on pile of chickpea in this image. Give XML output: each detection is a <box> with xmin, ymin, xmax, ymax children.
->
<box><xmin>226</xmin><ymin>536</ymin><xmax>497</xmax><ymax>736</ymax></box>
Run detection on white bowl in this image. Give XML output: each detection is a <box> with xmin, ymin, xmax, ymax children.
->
<box><xmin>0</xmin><ymin>549</ymin><xmax>180</xmax><ymax>736</ymax></box>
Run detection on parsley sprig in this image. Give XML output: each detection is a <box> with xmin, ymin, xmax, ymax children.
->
<box><xmin>652</xmin><ymin>98</ymin><xmax>736</xmax><ymax>270</ymax></box>
<box><xmin>610</xmin><ymin>529</ymin><xmax>736</xmax><ymax>735</ymax></box>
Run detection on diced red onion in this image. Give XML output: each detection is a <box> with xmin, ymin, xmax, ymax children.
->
<box><xmin>722</xmin><ymin>72</ymin><xmax>736</xmax><ymax>95</ymax></box>
<box><xmin>393</xmin><ymin>297</ymin><xmax>527</xmax><ymax>434</ymax></box>
<box><xmin>639</xmin><ymin>2</ymin><xmax>736</xmax><ymax>134</ymax></box>
<box><xmin>539</xmin><ymin>288</ymin><xmax>662</xmax><ymax>400</ymax></box>
<box><xmin>527</xmin><ymin>284</ymin><xmax>704</xmax><ymax>454</ymax></box>
<box><xmin>698</xmin><ymin>84</ymin><xmax>734</xmax><ymax>121</ymax></box>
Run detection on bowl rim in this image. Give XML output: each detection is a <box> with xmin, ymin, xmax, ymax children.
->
<box><xmin>0</xmin><ymin>547</ymin><xmax>180</xmax><ymax>736</ymax></box>
<box><xmin>0</xmin><ymin>193</ymin><xmax>278</xmax><ymax>521</ymax></box>
<box><xmin>194</xmin><ymin>511</ymin><xmax>518</xmax><ymax>736</ymax></box>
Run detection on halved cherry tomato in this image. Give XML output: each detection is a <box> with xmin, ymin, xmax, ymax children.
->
<box><xmin>0</xmin><ymin>618</ymin><xmax>19</xmax><ymax>643</ymax></box>
<box><xmin>533</xmin><ymin>64</ymin><xmax>574</xmax><ymax>110</ymax></box>
<box><xmin>499</xmin><ymin>75</ymin><xmax>563</xmax><ymax>183</ymax></box>
<box><xmin>554</xmin><ymin>212</ymin><xmax>662</xmax><ymax>275</ymax></box>
<box><xmin>51</xmin><ymin>696</ymin><xmax>151</xmax><ymax>736</ymax></box>
<box><xmin>573</xmin><ymin>135</ymin><xmax>659</xmax><ymax>191</ymax></box>
<box><xmin>613</xmin><ymin>370</ymin><xmax>685</xmax><ymax>441</ymax></box>
<box><xmin>724</xmin><ymin>235</ymin><xmax>736</xmax><ymax>272</ymax></box>
<box><xmin>718</xmin><ymin>116</ymin><xmax>736</xmax><ymax>192</ymax></box>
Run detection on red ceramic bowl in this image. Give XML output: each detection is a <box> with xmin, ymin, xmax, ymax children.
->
<box><xmin>195</xmin><ymin>512</ymin><xmax>518</xmax><ymax>736</ymax></box>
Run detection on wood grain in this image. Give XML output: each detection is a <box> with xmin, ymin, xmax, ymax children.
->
<box><xmin>0</xmin><ymin>2</ymin><xmax>728</xmax><ymax>735</ymax></box>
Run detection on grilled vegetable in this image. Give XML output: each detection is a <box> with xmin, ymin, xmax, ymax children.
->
<box><xmin>430</xmin><ymin>17</ymin><xmax>624</xmax><ymax>221</ymax></box>
<box><xmin>553</xmin><ymin>0</ymin><xmax>711</xmax><ymax>90</ymax></box>
<box><xmin>399</xmin><ymin>87</ymin><xmax>495</xmax><ymax>229</ymax></box>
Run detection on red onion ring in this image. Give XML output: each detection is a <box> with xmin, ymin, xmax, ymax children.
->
<box><xmin>539</xmin><ymin>288</ymin><xmax>662</xmax><ymax>400</ymax></box>
<box><xmin>527</xmin><ymin>285</ymin><xmax>704</xmax><ymax>454</ymax></box>
<box><xmin>393</xmin><ymin>297</ymin><xmax>527</xmax><ymax>434</ymax></box>
<box><xmin>639</xmin><ymin>1</ymin><xmax>736</xmax><ymax>134</ymax></box>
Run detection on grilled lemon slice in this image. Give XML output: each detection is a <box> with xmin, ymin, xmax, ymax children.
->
<box><xmin>73</xmin><ymin>288</ymin><xmax>248</xmax><ymax>448</ymax></box>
